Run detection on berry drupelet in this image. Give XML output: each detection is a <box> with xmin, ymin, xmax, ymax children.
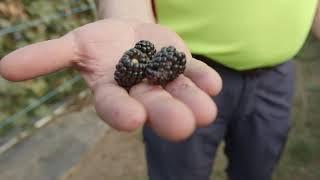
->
<box><xmin>146</xmin><ymin>46</ymin><xmax>187</xmax><ymax>85</ymax></box>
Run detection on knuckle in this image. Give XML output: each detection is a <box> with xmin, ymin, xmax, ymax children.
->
<box><xmin>167</xmin><ymin>76</ymin><xmax>194</xmax><ymax>93</ymax></box>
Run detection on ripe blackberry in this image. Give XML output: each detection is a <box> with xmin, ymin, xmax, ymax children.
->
<box><xmin>114</xmin><ymin>48</ymin><xmax>149</xmax><ymax>88</ymax></box>
<box><xmin>146</xmin><ymin>46</ymin><xmax>186</xmax><ymax>85</ymax></box>
<box><xmin>134</xmin><ymin>40</ymin><xmax>157</xmax><ymax>59</ymax></box>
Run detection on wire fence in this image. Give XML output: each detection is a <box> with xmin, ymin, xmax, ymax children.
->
<box><xmin>0</xmin><ymin>2</ymin><xmax>96</xmax><ymax>132</ymax></box>
<box><xmin>0</xmin><ymin>3</ymin><xmax>94</xmax><ymax>37</ymax></box>
<box><xmin>0</xmin><ymin>75</ymin><xmax>82</xmax><ymax>130</ymax></box>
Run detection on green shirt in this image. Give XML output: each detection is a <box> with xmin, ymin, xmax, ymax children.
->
<box><xmin>155</xmin><ymin>0</ymin><xmax>318</xmax><ymax>70</ymax></box>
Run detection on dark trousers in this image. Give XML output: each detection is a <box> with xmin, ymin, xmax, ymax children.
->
<box><xmin>143</xmin><ymin>56</ymin><xmax>295</xmax><ymax>180</ymax></box>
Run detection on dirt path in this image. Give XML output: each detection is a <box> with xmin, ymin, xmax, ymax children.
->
<box><xmin>0</xmin><ymin>106</ymin><xmax>108</xmax><ymax>180</ymax></box>
<box><xmin>60</xmin><ymin>130</ymin><xmax>228</xmax><ymax>180</ymax></box>
<box><xmin>61</xmin><ymin>130</ymin><xmax>147</xmax><ymax>180</ymax></box>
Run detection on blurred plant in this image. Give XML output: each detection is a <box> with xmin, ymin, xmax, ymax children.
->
<box><xmin>0</xmin><ymin>0</ymin><xmax>95</xmax><ymax>136</ymax></box>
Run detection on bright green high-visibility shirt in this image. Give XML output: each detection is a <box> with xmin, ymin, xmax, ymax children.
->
<box><xmin>155</xmin><ymin>1</ymin><xmax>318</xmax><ymax>70</ymax></box>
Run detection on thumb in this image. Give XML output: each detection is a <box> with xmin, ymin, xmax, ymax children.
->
<box><xmin>0</xmin><ymin>33</ymin><xmax>78</xmax><ymax>81</ymax></box>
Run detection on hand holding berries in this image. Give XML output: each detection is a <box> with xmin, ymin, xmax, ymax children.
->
<box><xmin>0</xmin><ymin>19</ymin><xmax>221</xmax><ymax>142</ymax></box>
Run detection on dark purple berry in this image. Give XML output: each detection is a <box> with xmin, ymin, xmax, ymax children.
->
<box><xmin>146</xmin><ymin>46</ymin><xmax>186</xmax><ymax>85</ymax></box>
<box><xmin>114</xmin><ymin>48</ymin><xmax>149</xmax><ymax>88</ymax></box>
<box><xmin>134</xmin><ymin>40</ymin><xmax>157</xmax><ymax>59</ymax></box>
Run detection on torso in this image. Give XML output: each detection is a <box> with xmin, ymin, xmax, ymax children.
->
<box><xmin>155</xmin><ymin>0</ymin><xmax>318</xmax><ymax>70</ymax></box>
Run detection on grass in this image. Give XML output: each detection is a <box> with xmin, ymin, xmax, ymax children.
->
<box><xmin>272</xmin><ymin>59</ymin><xmax>320</xmax><ymax>180</ymax></box>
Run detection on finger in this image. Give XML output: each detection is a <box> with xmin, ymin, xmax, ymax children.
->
<box><xmin>130</xmin><ymin>83</ymin><xmax>196</xmax><ymax>141</ymax></box>
<box><xmin>0</xmin><ymin>33</ymin><xmax>77</xmax><ymax>81</ymax></box>
<box><xmin>184</xmin><ymin>58</ymin><xmax>222</xmax><ymax>96</ymax></box>
<box><xmin>165</xmin><ymin>76</ymin><xmax>217</xmax><ymax>127</ymax></box>
<box><xmin>93</xmin><ymin>82</ymin><xmax>147</xmax><ymax>132</ymax></box>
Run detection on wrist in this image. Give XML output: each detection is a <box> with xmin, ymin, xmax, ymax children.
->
<box><xmin>96</xmin><ymin>0</ymin><xmax>156</xmax><ymax>23</ymax></box>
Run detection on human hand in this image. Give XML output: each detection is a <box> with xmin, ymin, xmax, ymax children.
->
<box><xmin>0</xmin><ymin>19</ymin><xmax>222</xmax><ymax>141</ymax></box>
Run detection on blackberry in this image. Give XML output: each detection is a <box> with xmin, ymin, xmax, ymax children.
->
<box><xmin>134</xmin><ymin>40</ymin><xmax>157</xmax><ymax>59</ymax></box>
<box><xmin>114</xmin><ymin>48</ymin><xmax>149</xmax><ymax>88</ymax></box>
<box><xmin>146</xmin><ymin>46</ymin><xmax>186</xmax><ymax>85</ymax></box>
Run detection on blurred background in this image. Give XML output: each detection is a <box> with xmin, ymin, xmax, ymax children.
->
<box><xmin>0</xmin><ymin>0</ymin><xmax>319</xmax><ymax>180</ymax></box>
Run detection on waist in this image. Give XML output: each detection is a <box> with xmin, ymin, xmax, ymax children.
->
<box><xmin>192</xmin><ymin>54</ymin><xmax>290</xmax><ymax>75</ymax></box>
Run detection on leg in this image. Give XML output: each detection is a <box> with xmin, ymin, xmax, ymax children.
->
<box><xmin>143</xmin><ymin>121</ymin><xmax>225</xmax><ymax>180</ymax></box>
<box><xmin>143</xmin><ymin>58</ymin><xmax>244</xmax><ymax>180</ymax></box>
<box><xmin>225</xmin><ymin>61</ymin><xmax>295</xmax><ymax>180</ymax></box>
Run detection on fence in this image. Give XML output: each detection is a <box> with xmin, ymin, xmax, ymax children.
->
<box><xmin>0</xmin><ymin>1</ymin><xmax>96</xmax><ymax>149</ymax></box>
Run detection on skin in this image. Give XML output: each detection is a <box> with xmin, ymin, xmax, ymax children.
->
<box><xmin>95</xmin><ymin>0</ymin><xmax>155</xmax><ymax>23</ymax></box>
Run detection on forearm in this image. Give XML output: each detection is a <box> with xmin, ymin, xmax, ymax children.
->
<box><xmin>312</xmin><ymin>1</ymin><xmax>320</xmax><ymax>39</ymax></box>
<box><xmin>95</xmin><ymin>0</ymin><xmax>155</xmax><ymax>23</ymax></box>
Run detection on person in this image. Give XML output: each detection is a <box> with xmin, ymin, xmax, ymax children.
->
<box><xmin>1</xmin><ymin>0</ymin><xmax>320</xmax><ymax>180</ymax></box>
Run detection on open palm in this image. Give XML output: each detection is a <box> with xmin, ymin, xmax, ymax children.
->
<box><xmin>0</xmin><ymin>19</ymin><xmax>222</xmax><ymax>141</ymax></box>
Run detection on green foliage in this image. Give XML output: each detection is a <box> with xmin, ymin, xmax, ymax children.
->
<box><xmin>0</xmin><ymin>0</ymin><xmax>95</xmax><ymax>135</ymax></box>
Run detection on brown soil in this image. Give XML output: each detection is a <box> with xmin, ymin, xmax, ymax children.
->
<box><xmin>61</xmin><ymin>130</ymin><xmax>147</xmax><ymax>180</ymax></box>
